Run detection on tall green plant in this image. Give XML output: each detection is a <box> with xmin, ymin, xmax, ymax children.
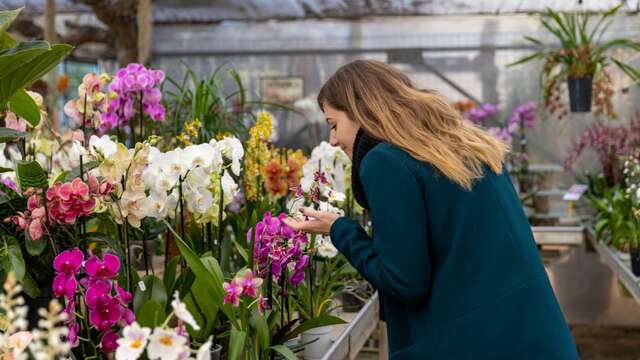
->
<box><xmin>0</xmin><ymin>7</ymin><xmax>72</xmax><ymax>132</ymax></box>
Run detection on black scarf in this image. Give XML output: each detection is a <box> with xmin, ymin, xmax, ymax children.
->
<box><xmin>351</xmin><ymin>128</ymin><xmax>383</xmax><ymax>210</ymax></box>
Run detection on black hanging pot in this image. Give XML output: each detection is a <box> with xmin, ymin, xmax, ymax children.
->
<box><xmin>567</xmin><ymin>77</ymin><xmax>593</xmax><ymax>113</ymax></box>
<box><xmin>631</xmin><ymin>247</ymin><xmax>640</xmax><ymax>277</ymax></box>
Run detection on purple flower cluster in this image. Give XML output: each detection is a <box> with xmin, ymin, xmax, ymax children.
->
<box><xmin>508</xmin><ymin>101</ymin><xmax>536</xmax><ymax>130</ymax></box>
<box><xmin>468</xmin><ymin>103</ymin><xmax>500</xmax><ymax>124</ymax></box>
<box><xmin>251</xmin><ymin>211</ymin><xmax>309</xmax><ymax>287</ymax></box>
<box><xmin>52</xmin><ymin>249</ymin><xmax>134</xmax><ymax>353</ymax></box>
<box><xmin>101</xmin><ymin>63</ymin><xmax>165</xmax><ymax>131</ymax></box>
<box><xmin>486</xmin><ymin>127</ymin><xmax>513</xmax><ymax>145</ymax></box>
<box><xmin>0</xmin><ymin>177</ymin><xmax>18</xmax><ymax>196</ymax></box>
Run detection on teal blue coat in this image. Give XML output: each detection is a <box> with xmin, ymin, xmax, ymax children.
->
<box><xmin>330</xmin><ymin>143</ymin><xmax>579</xmax><ymax>359</ymax></box>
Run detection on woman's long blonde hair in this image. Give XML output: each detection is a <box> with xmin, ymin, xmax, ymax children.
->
<box><xmin>317</xmin><ymin>59</ymin><xmax>509</xmax><ymax>190</ymax></box>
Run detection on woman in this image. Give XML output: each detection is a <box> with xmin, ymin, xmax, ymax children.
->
<box><xmin>283</xmin><ymin>60</ymin><xmax>579</xmax><ymax>359</ymax></box>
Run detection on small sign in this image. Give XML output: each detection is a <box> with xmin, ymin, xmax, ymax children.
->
<box><xmin>260</xmin><ymin>76</ymin><xmax>304</xmax><ymax>105</ymax></box>
<box><xmin>563</xmin><ymin>184</ymin><xmax>588</xmax><ymax>201</ymax></box>
<box><xmin>138</xmin><ymin>281</ymin><xmax>146</xmax><ymax>292</ymax></box>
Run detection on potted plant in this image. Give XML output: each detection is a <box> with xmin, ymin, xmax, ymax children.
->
<box><xmin>508</xmin><ymin>5</ymin><xmax>640</xmax><ymax>117</ymax></box>
<box><xmin>622</xmin><ymin>155</ymin><xmax>640</xmax><ymax>276</ymax></box>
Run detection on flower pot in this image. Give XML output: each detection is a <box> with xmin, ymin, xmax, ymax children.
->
<box><xmin>130</xmin><ymin>239</ymin><xmax>156</xmax><ymax>270</ymax></box>
<box><xmin>533</xmin><ymin>195</ymin><xmax>550</xmax><ymax>215</ymax></box>
<box><xmin>341</xmin><ymin>291</ymin><xmax>365</xmax><ymax>313</ymax></box>
<box><xmin>631</xmin><ymin>248</ymin><xmax>640</xmax><ymax>277</ymax></box>
<box><xmin>301</xmin><ymin>325</ymin><xmax>334</xmax><ymax>359</ymax></box>
<box><xmin>210</xmin><ymin>343</ymin><xmax>223</xmax><ymax>360</ymax></box>
<box><xmin>567</xmin><ymin>77</ymin><xmax>593</xmax><ymax>113</ymax></box>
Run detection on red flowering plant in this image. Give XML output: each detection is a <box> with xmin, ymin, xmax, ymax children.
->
<box><xmin>565</xmin><ymin>113</ymin><xmax>640</xmax><ymax>187</ymax></box>
<box><xmin>0</xmin><ymin>161</ymin><xmax>114</xmax><ymax>299</ymax></box>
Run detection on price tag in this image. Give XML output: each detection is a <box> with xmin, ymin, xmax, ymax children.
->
<box><xmin>138</xmin><ymin>281</ymin><xmax>146</xmax><ymax>292</ymax></box>
<box><xmin>563</xmin><ymin>184</ymin><xmax>588</xmax><ymax>201</ymax></box>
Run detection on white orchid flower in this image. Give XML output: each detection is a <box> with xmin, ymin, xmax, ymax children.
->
<box><xmin>115</xmin><ymin>322</ymin><xmax>151</xmax><ymax>360</ymax></box>
<box><xmin>146</xmin><ymin>328</ymin><xmax>187</xmax><ymax>360</ymax></box>
<box><xmin>89</xmin><ymin>134</ymin><xmax>117</xmax><ymax>159</ymax></box>
<box><xmin>170</xmin><ymin>292</ymin><xmax>200</xmax><ymax>331</ymax></box>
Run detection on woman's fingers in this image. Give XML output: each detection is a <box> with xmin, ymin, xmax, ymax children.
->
<box><xmin>300</xmin><ymin>207</ymin><xmax>324</xmax><ymax>220</ymax></box>
<box><xmin>283</xmin><ymin>217</ymin><xmax>325</xmax><ymax>234</ymax></box>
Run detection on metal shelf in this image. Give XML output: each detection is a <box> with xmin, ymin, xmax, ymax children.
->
<box><xmin>532</xmin><ymin>226</ymin><xmax>584</xmax><ymax>246</ymax></box>
<box><xmin>585</xmin><ymin>227</ymin><xmax>640</xmax><ymax>304</ymax></box>
<box><xmin>323</xmin><ymin>292</ymin><xmax>381</xmax><ymax>360</ymax></box>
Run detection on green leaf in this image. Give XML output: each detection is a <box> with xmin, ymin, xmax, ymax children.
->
<box><xmin>283</xmin><ymin>315</ymin><xmax>346</xmax><ymax>342</ymax></box>
<box><xmin>63</xmin><ymin>161</ymin><xmax>99</xmax><ymax>182</ymax></box>
<box><xmin>523</xmin><ymin>35</ymin><xmax>542</xmax><ymax>46</ymax></box>
<box><xmin>166</xmin><ymin>220</ymin><xmax>240</xmax><ymax>329</ymax></box>
<box><xmin>0</xmin><ymin>8</ymin><xmax>22</xmax><ymax>33</ymax></box>
<box><xmin>137</xmin><ymin>300</ymin><xmax>166</xmax><ymax>328</ymax></box>
<box><xmin>133</xmin><ymin>275</ymin><xmax>167</xmax><ymax>314</ymax></box>
<box><xmin>7</xmin><ymin>89</ymin><xmax>39</xmax><ymax>127</ymax></box>
<box><xmin>79</xmin><ymin>232</ymin><xmax>124</xmax><ymax>259</ymax></box>
<box><xmin>0</xmin><ymin>32</ymin><xmax>16</xmax><ymax>51</ymax></box>
<box><xmin>228</xmin><ymin>328</ymin><xmax>247</xmax><ymax>360</ymax></box>
<box><xmin>0</xmin><ymin>167</ymin><xmax>13</xmax><ymax>173</ymax></box>
<box><xmin>0</xmin><ymin>41</ymin><xmax>49</xmax><ymax>77</ymax></box>
<box><xmin>232</xmin><ymin>239</ymin><xmax>249</xmax><ymax>263</ymax></box>
<box><xmin>0</xmin><ymin>43</ymin><xmax>73</xmax><ymax>107</ymax></box>
<box><xmin>0</xmin><ymin>127</ymin><xmax>26</xmax><ymax>143</ymax></box>
<box><xmin>270</xmin><ymin>345</ymin><xmax>299</xmax><ymax>360</ymax></box>
<box><xmin>163</xmin><ymin>256</ymin><xmax>179</xmax><ymax>295</ymax></box>
<box><xmin>189</xmin><ymin>278</ymin><xmax>218</xmax><ymax>330</ymax></box>
<box><xmin>16</xmin><ymin>160</ymin><xmax>47</xmax><ymax>192</ymax></box>
<box><xmin>612</xmin><ymin>59</ymin><xmax>640</xmax><ymax>83</ymax></box>
<box><xmin>507</xmin><ymin>52</ymin><xmax>544</xmax><ymax>67</ymax></box>
<box><xmin>253</xmin><ymin>310</ymin><xmax>270</xmax><ymax>350</ymax></box>
<box><xmin>24</xmin><ymin>230</ymin><xmax>47</xmax><ymax>256</ymax></box>
<box><xmin>6</xmin><ymin>237</ymin><xmax>24</xmax><ymax>281</ymax></box>
<box><xmin>21</xmin><ymin>271</ymin><xmax>39</xmax><ymax>298</ymax></box>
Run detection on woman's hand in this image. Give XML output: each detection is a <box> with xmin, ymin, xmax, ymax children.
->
<box><xmin>282</xmin><ymin>207</ymin><xmax>341</xmax><ymax>235</ymax></box>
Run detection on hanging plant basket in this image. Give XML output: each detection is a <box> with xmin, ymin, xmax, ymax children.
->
<box><xmin>567</xmin><ymin>77</ymin><xmax>593</xmax><ymax>113</ymax></box>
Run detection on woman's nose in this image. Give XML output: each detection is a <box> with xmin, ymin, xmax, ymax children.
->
<box><xmin>329</xmin><ymin>131</ymin><xmax>338</xmax><ymax>147</ymax></box>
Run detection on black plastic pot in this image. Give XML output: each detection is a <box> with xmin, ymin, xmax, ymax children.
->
<box><xmin>210</xmin><ymin>343</ymin><xmax>223</xmax><ymax>360</ymax></box>
<box><xmin>567</xmin><ymin>77</ymin><xmax>593</xmax><ymax>113</ymax></box>
<box><xmin>340</xmin><ymin>291</ymin><xmax>365</xmax><ymax>313</ymax></box>
<box><xmin>631</xmin><ymin>247</ymin><xmax>640</xmax><ymax>277</ymax></box>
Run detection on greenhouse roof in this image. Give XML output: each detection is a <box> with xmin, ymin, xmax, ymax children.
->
<box><xmin>2</xmin><ymin>0</ymin><xmax>639</xmax><ymax>22</ymax></box>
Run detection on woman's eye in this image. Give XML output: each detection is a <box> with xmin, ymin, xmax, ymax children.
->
<box><xmin>331</xmin><ymin>124</ymin><xmax>337</xmax><ymax>130</ymax></box>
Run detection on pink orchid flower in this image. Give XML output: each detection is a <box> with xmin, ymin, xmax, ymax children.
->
<box><xmin>223</xmin><ymin>279</ymin><xmax>243</xmax><ymax>306</ymax></box>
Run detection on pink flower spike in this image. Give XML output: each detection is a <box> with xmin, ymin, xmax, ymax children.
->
<box><xmin>223</xmin><ymin>279</ymin><xmax>243</xmax><ymax>306</ymax></box>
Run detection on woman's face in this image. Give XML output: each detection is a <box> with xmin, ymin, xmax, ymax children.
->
<box><xmin>323</xmin><ymin>102</ymin><xmax>360</xmax><ymax>159</ymax></box>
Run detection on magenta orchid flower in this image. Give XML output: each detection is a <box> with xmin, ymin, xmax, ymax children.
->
<box><xmin>101</xmin><ymin>330</ymin><xmax>119</xmax><ymax>353</ymax></box>
<box><xmin>52</xmin><ymin>273</ymin><xmax>78</xmax><ymax>299</ymax></box>
<box><xmin>85</xmin><ymin>253</ymin><xmax>120</xmax><ymax>279</ymax></box>
<box><xmin>53</xmin><ymin>248</ymin><xmax>84</xmax><ymax>275</ymax></box>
